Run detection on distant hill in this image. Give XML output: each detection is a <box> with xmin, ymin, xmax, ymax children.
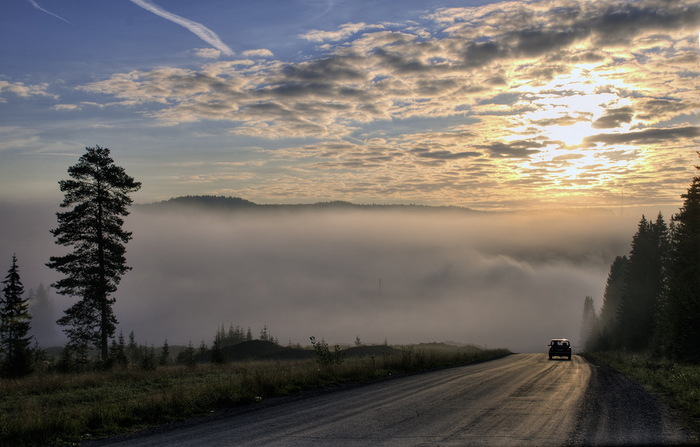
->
<box><xmin>138</xmin><ymin>195</ymin><xmax>477</xmax><ymax>213</ymax></box>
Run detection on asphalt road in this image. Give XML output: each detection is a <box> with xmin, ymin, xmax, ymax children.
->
<box><xmin>91</xmin><ymin>354</ymin><xmax>695</xmax><ymax>446</ymax></box>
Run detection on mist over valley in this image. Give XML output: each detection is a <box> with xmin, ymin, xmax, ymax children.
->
<box><xmin>0</xmin><ymin>198</ymin><xmax>651</xmax><ymax>353</ymax></box>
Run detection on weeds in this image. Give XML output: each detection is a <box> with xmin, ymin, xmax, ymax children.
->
<box><xmin>0</xmin><ymin>345</ymin><xmax>510</xmax><ymax>447</ymax></box>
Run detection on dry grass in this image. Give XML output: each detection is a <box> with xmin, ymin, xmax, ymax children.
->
<box><xmin>0</xmin><ymin>346</ymin><xmax>510</xmax><ymax>446</ymax></box>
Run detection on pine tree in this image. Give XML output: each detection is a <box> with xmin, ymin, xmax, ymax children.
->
<box><xmin>108</xmin><ymin>330</ymin><xmax>129</xmax><ymax>368</ymax></box>
<box><xmin>580</xmin><ymin>296</ymin><xmax>597</xmax><ymax>350</ymax></box>
<box><xmin>592</xmin><ymin>255</ymin><xmax>629</xmax><ymax>350</ymax></box>
<box><xmin>47</xmin><ymin>146</ymin><xmax>141</xmax><ymax>361</ymax></box>
<box><xmin>0</xmin><ymin>255</ymin><xmax>34</xmax><ymax>377</ymax></box>
<box><xmin>617</xmin><ymin>214</ymin><xmax>669</xmax><ymax>351</ymax></box>
<box><xmin>210</xmin><ymin>327</ymin><xmax>227</xmax><ymax>364</ymax></box>
<box><xmin>663</xmin><ymin>154</ymin><xmax>700</xmax><ymax>362</ymax></box>
<box><xmin>159</xmin><ymin>338</ymin><xmax>170</xmax><ymax>366</ymax></box>
<box><xmin>176</xmin><ymin>340</ymin><xmax>196</xmax><ymax>367</ymax></box>
<box><xmin>126</xmin><ymin>330</ymin><xmax>142</xmax><ymax>364</ymax></box>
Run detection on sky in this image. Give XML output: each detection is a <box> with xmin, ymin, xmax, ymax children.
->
<box><xmin>0</xmin><ymin>0</ymin><xmax>698</xmax><ymax>352</ymax></box>
<box><xmin>0</xmin><ymin>0</ymin><xmax>698</xmax><ymax>209</ymax></box>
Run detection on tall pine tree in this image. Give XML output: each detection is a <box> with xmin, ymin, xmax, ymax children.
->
<box><xmin>580</xmin><ymin>296</ymin><xmax>597</xmax><ymax>350</ymax></box>
<box><xmin>594</xmin><ymin>255</ymin><xmax>629</xmax><ymax>350</ymax></box>
<box><xmin>617</xmin><ymin>214</ymin><xmax>669</xmax><ymax>351</ymax></box>
<box><xmin>47</xmin><ymin>146</ymin><xmax>141</xmax><ymax>361</ymax></box>
<box><xmin>663</xmin><ymin>153</ymin><xmax>700</xmax><ymax>362</ymax></box>
<box><xmin>0</xmin><ymin>255</ymin><xmax>33</xmax><ymax>378</ymax></box>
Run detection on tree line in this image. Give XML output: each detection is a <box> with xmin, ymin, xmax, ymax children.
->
<box><xmin>581</xmin><ymin>153</ymin><xmax>700</xmax><ymax>363</ymax></box>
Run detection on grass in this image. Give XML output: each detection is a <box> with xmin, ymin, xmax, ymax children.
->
<box><xmin>0</xmin><ymin>345</ymin><xmax>511</xmax><ymax>447</ymax></box>
<box><xmin>584</xmin><ymin>351</ymin><xmax>700</xmax><ymax>434</ymax></box>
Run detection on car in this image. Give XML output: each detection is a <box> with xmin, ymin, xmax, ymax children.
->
<box><xmin>548</xmin><ymin>338</ymin><xmax>571</xmax><ymax>360</ymax></box>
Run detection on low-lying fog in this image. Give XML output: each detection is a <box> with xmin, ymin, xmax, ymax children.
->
<box><xmin>1</xmin><ymin>201</ymin><xmax>654</xmax><ymax>353</ymax></box>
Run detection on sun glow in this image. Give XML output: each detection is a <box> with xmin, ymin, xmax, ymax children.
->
<box><xmin>514</xmin><ymin>67</ymin><xmax>635</xmax><ymax>147</ymax></box>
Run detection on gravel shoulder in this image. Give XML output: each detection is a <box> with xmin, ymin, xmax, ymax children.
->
<box><xmin>567</xmin><ymin>357</ymin><xmax>698</xmax><ymax>446</ymax></box>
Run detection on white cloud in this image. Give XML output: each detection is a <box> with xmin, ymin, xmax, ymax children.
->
<box><xmin>0</xmin><ymin>80</ymin><xmax>56</xmax><ymax>99</ymax></box>
<box><xmin>300</xmin><ymin>22</ymin><xmax>385</xmax><ymax>42</ymax></box>
<box><xmin>27</xmin><ymin>0</ymin><xmax>72</xmax><ymax>25</ymax></box>
<box><xmin>241</xmin><ymin>49</ymin><xmax>274</xmax><ymax>58</ymax></box>
<box><xmin>130</xmin><ymin>0</ymin><xmax>233</xmax><ymax>56</ymax></box>
<box><xmin>194</xmin><ymin>48</ymin><xmax>222</xmax><ymax>59</ymax></box>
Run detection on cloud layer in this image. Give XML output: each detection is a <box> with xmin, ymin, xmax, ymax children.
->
<box><xmin>76</xmin><ymin>0</ymin><xmax>699</xmax><ymax>208</ymax></box>
<box><xmin>1</xmin><ymin>0</ymin><xmax>698</xmax><ymax>210</ymax></box>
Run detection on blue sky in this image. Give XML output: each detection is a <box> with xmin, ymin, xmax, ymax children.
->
<box><xmin>1</xmin><ymin>0</ymin><xmax>698</xmax><ymax>209</ymax></box>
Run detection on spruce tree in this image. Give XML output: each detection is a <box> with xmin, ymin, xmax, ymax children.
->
<box><xmin>210</xmin><ymin>327</ymin><xmax>227</xmax><ymax>364</ymax></box>
<box><xmin>617</xmin><ymin>214</ymin><xmax>669</xmax><ymax>351</ymax></box>
<box><xmin>159</xmin><ymin>338</ymin><xmax>170</xmax><ymax>366</ymax></box>
<box><xmin>664</xmin><ymin>154</ymin><xmax>700</xmax><ymax>362</ymax></box>
<box><xmin>592</xmin><ymin>255</ymin><xmax>629</xmax><ymax>350</ymax></box>
<box><xmin>47</xmin><ymin>146</ymin><xmax>141</xmax><ymax>361</ymax></box>
<box><xmin>580</xmin><ymin>296</ymin><xmax>596</xmax><ymax>350</ymax></box>
<box><xmin>0</xmin><ymin>255</ymin><xmax>34</xmax><ymax>378</ymax></box>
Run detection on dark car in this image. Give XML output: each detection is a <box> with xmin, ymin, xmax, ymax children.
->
<box><xmin>548</xmin><ymin>339</ymin><xmax>571</xmax><ymax>360</ymax></box>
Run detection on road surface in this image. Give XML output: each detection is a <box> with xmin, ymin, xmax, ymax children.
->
<box><xmin>90</xmin><ymin>354</ymin><xmax>695</xmax><ymax>446</ymax></box>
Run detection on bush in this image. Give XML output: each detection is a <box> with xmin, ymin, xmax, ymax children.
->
<box><xmin>310</xmin><ymin>336</ymin><xmax>345</xmax><ymax>366</ymax></box>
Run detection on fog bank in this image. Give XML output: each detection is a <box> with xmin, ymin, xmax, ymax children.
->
<box><xmin>0</xmin><ymin>202</ymin><xmax>648</xmax><ymax>353</ymax></box>
<box><xmin>119</xmin><ymin>206</ymin><xmax>634</xmax><ymax>353</ymax></box>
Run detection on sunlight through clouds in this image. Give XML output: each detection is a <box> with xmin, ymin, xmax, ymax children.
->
<box><xmin>1</xmin><ymin>0</ymin><xmax>698</xmax><ymax>209</ymax></box>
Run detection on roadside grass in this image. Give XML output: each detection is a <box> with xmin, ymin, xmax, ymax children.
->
<box><xmin>584</xmin><ymin>351</ymin><xmax>700</xmax><ymax>433</ymax></box>
<box><xmin>0</xmin><ymin>345</ymin><xmax>510</xmax><ymax>447</ymax></box>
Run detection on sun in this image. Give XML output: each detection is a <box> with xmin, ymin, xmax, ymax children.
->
<box><xmin>514</xmin><ymin>66</ymin><xmax>634</xmax><ymax>147</ymax></box>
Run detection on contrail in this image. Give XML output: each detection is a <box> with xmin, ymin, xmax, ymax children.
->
<box><xmin>130</xmin><ymin>0</ymin><xmax>233</xmax><ymax>56</ymax></box>
<box><xmin>28</xmin><ymin>0</ymin><xmax>73</xmax><ymax>25</ymax></box>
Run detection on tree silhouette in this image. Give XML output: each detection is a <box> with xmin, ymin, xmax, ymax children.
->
<box><xmin>580</xmin><ymin>296</ymin><xmax>596</xmax><ymax>350</ymax></box>
<box><xmin>0</xmin><ymin>255</ymin><xmax>33</xmax><ymax>378</ymax></box>
<box><xmin>617</xmin><ymin>214</ymin><xmax>669</xmax><ymax>351</ymax></box>
<box><xmin>663</xmin><ymin>153</ymin><xmax>700</xmax><ymax>362</ymax></box>
<box><xmin>590</xmin><ymin>255</ymin><xmax>629</xmax><ymax>350</ymax></box>
<box><xmin>47</xmin><ymin>146</ymin><xmax>141</xmax><ymax>361</ymax></box>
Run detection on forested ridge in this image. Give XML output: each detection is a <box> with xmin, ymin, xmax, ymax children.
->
<box><xmin>139</xmin><ymin>195</ymin><xmax>479</xmax><ymax>213</ymax></box>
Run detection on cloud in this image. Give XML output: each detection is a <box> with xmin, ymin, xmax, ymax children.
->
<box><xmin>241</xmin><ymin>49</ymin><xmax>274</xmax><ymax>58</ymax></box>
<box><xmin>130</xmin><ymin>0</ymin><xmax>233</xmax><ymax>56</ymax></box>
<box><xmin>583</xmin><ymin>126</ymin><xmax>700</xmax><ymax>146</ymax></box>
<box><xmin>411</xmin><ymin>149</ymin><xmax>481</xmax><ymax>160</ymax></box>
<box><xmin>592</xmin><ymin>106</ymin><xmax>635</xmax><ymax>129</ymax></box>
<box><xmin>27</xmin><ymin>0</ymin><xmax>72</xmax><ymax>25</ymax></box>
<box><xmin>52</xmin><ymin>104</ymin><xmax>78</xmax><ymax>111</ymax></box>
<box><xmin>300</xmin><ymin>22</ymin><xmax>385</xmax><ymax>42</ymax></box>
<box><xmin>65</xmin><ymin>0</ymin><xmax>699</xmax><ymax>208</ymax></box>
<box><xmin>479</xmin><ymin>140</ymin><xmax>546</xmax><ymax>159</ymax></box>
<box><xmin>0</xmin><ymin>80</ymin><xmax>56</xmax><ymax>100</ymax></box>
<box><xmin>194</xmin><ymin>48</ymin><xmax>222</xmax><ymax>59</ymax></box>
